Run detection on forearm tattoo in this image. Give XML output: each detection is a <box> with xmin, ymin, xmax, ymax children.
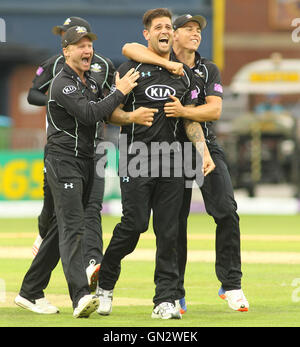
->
<box><xmin>183</xmin><ymin>119</ymin><xmax>205</xmax><ymax>145</ymax></box>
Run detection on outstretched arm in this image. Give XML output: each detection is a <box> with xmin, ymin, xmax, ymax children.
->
<box><xmin>122</xmin><ymin>42</ymin><xmax>184</xmax><ymax>76</ymax></box>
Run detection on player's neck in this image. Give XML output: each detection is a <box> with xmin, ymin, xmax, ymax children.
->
<box><xmin>173</xmin><ymin>47</ymin><xmax>196</xmax><ymax>68</ymax></box>
<box><xmin>66</xmin><ymin>62</ymin><xmax>86</xmax><ymax>85</ymax></box>
<box><xmin>148</xmin><ymin>46</ymin><xmax>170</xmax><ymax>60</ymax></box>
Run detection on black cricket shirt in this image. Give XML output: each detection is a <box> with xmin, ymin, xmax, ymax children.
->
<box><xmin>46</xmin><ymin>63</ymin><xmax>124</xmax><ymax>159</ymax></box>
<box><xmin>119</xmin><ymin>60</ymin><xmax>198</xmax><ymax>149</ymax></box>
<box><xmin>30</xmin><ymin>52</ymin><xmax>116</xmax><ymax>141</ymax></box>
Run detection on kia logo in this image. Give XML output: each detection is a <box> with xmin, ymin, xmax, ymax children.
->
<box><xmin>62</xmin><ymin>85</ymin><xmax>77</xmax><ymax>95</ymax></box>
<box><xmin>145</xmin><ymin>84</ymin><xmax>176</xmax><ymax>100</ymax></box>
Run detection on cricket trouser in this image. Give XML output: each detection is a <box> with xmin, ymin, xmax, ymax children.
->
<box><xmin>19</xmin><ymin>154</ymin><xmax>106</xmax><ymax>304</ymax></box>
<box><xmin>44</xmin><ymin>153</ymin><xmax>94</xmax><ymax>308</ymax></box>
<box><xmin>38</xmin><ymin>149</ymin><xmax>55</xmax><ymax>239</ymax></box>
<box><xmin>176</xmin><ymin>141</ymin><xmax>242</xmax><ymax>299</ymax></box>
<box><xmin>19</xmin><ymin>215</ymin><xmax>60</xmax><ymax>301</ymax></box>
<box><xmin>98</xmin><ymin>175</ymin><xmax>184</xmax><ymax>306</ymax></box>
<box><xmin>82</xmin><ymin>152</ymin><xmax>105</xmax><ymax>268</ymax></box>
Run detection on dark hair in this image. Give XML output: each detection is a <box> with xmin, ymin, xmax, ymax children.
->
<box><xmin>142</xmin><ymin>8</ymin><xmax>172</xmax><ymax>29</ymax></box>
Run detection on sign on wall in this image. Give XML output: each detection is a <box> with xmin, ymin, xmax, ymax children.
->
<box><xmin>0</xmin><ymin>152</ymin><xmax>44</xmax><ymax>200</ymax></box>
<box><xmin>0</xmin><ymin>151</ymin><xmax>121</xmax><ymax>201</ymax></box>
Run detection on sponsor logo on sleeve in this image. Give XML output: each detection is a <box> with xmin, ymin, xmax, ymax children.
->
<box><xmin>214</xmin><ymin>83</ymin><xmax>223</xmax><ymax>93</ymax></box>
<box><xmin>191</xmin><ymin>89</ymin><xmax>198</xmax><ymax>99</ymax></box>
<box><xmin>36</xmin><ymin>66</ymin><xmax>44</xmax><ymax>76</ymax></box>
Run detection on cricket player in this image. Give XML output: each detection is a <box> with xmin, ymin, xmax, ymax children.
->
<box><xmin>15</xmin><ymin>17</ymin><xmax>115</xmax><ymax>317</ymax></box>
<box><xmin>122</xmin><ymin>13</ymin><xmax>249</xmax><ymax>313</ymax></box>
<box><xmin>28</xmin><ymin>16</ymin><xmax>116</xmax><ymax>285</ymax></box>
<box><xmin>96</xmin><ymin>8</ymin><xmax>215</xmax><ymax>320</ymax></box>
<box><xmin>16</xmin><ymin>25</ymin><xmax>156</xmax><ymax>318</ymax></box>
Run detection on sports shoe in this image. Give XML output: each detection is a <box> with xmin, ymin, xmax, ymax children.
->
<box><xmin>73</xmin><ymin>294</ymin><xmax>99</xmax><ymax>318</ymax></box>
<box><xmin>175</xmin><ymin>297</ymin><xmax>187</xmax><ymax>314</ymax></box>
<box><xmin>32</xmin><ymin>234</ymin><xmax>43</xmax><ymax>257</ymax></box>
<box><xmin>15</xmin><ymin>294</ymin><xmax>59</xmax><ymax>314</ymax></box>
<box><xmin>218</xmin><ymin>286</ymin><xmax>227</xmax><ymax>300</ymax></box>
<box><xmin>96</xmin><ymin>287</ymin><xmax>113</xmax><ymax>316</ymax></box>
<box><xmin>218</xmin><ymin>287</ymin><xmax>249</xmax><ymax>312</ymax></box>
<box><xmin>151</xmin><ymin>302</ymin><xmax>182</xmax><ymax>320</ymax></box>
<box><xmin>86</xmin><ymin>260</ymin><xmax>101</xmax><ymax>292</ymax></box>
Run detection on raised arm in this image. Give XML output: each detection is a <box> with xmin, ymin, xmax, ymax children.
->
<box><xmin>122</xmin><ymin>42</ymin><xmax>184</xmax><ymax>76</ymax></box>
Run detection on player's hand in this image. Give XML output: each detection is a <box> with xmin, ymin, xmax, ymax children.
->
<box><xmin>164</xmin><ymin>95</ymin><xmax>185</xmax><ymax>117</ymax></box>
<box><xmin>203</xmin><ymin>144</ymin><xmax>215</xmax><ymax>176</ymax></box>
<box><xmin>115</xmin><ymin>68</ymin><xmax>139</xmax><ymax>95</ymax></box>
<box><xmin>165</xmin><ymin>61</ymin><xmax>184</xmax><ymax>76</ymax></box>
<box><xmin>130</xmin><ymin>106</ymin><xmax>157</xmax><ymax>127</ymax></box>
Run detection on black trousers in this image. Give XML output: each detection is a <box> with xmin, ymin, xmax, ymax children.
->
<box><xmin>20</xmin><ymin>214</ymin><xmax>60</xmax><ymax>301</ymax></box>
<box><xmin>82</xmin><ymin>153</ymin><xmax>105</xmax><ymax>267</ymax></box>
<box><xmin>98</xmin><ymin>175</ymin><xmax>184</xmax><ymax>306</ymax></box>
<box><xmin>19</xmin><ymin>153</ymin><xmax>105</xmax><ymax>307</ymax></box>
<box><xmin>46</xmin><ymin>153</ymin><xmax>95</xmax><ymax>307</ymax></box>
<box><xmin>175</xmin><ymin>141</ymin><xmax>242</xmax><ymax>299</ymax></box>
<box><xmin>37</xmin><ymin>151</ymin><xmax>55</xmax><ymax>239</ymax></box>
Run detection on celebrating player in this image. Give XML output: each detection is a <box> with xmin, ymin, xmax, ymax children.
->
<box><xmin>96</xmin><ymin>8</ymin><xmax>214</xmax><ymax>320</ymax></box>
<box><xmin>122</xmin><ymin>13</ymin><xmax>249</xmax><ymax>312</ymax></box>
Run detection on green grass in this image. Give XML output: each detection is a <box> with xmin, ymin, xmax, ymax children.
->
<box><xmin>1</xmin><ymin>214</ymin><xmax>300</xmax><ymax>327</ymax></box>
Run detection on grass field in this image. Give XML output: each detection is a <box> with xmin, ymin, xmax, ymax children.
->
<box><xmin>1</xmin><ymin>214</ymin><xmax>300</xmax><ymax>328</ymax></box>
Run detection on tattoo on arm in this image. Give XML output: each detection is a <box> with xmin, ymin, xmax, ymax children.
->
<box><xmin>183</xmin><ymin>119</ymin><xmax>205</xmax><ymax>144</ymax></box>
<box><xmin>183</xmin><ymin>119</ymin><xmax>205</xmax><ymax>158</ymax></box>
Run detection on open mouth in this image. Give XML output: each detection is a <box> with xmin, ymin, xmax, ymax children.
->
<box><xmin>159</xmin><ymin>38</ymin><xmax>169</xmax><ymax>46</ymax></box>
<box><xmin>82</xmin><ymin>57</ymin><xmax>90</xmax><ymax>67</ymax></box>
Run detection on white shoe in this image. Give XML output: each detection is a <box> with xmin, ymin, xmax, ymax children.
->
<box><xmin>73</xmin><ymin>294</ymin><xmax>99</xmax><ymax>318</ymax></box>
<box><xmin>15</xmin><ymin>295</ymin><xmax>59</xmax><ymax>314</ymax></box>
<box><xmin>151</xmin><ymin>302</ymin><xmax>182</xmax><ymax>320</ymax></box>
<box><xmin>96</xmin><ymin>287</ymin><xmax>113</xmax><ymax>316</ymax></box>
<box><xmin>220</xmin><ymin>288</ymin><xmax>249</xmax><ymax>312</ymax></box>
<box><xmin>32</xmin><ymin>234</ymin><xmax>43</xmax><ymax>257</ymax></box>
<box><xmin>86</xmin><ymin>260</ymin><xmax>100</xmax><ymax>292</ymax></box>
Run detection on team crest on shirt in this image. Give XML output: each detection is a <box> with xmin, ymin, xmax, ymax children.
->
<box><xmin>90</xmin><ymin>63</ymin><xmax>102</xmax><ymax>73</ymax></box>
<box><xmin>90</xmin><ymin>84</ymin><xmax>98</xmax><ymax>94</ymax></box>
<box><xmin>194</xmin><ymin>69</ymin><xmax>204</xmax><ymax>78</ymax></box>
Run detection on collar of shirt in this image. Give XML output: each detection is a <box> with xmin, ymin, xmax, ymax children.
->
<box><xmin>193</xmin><ymin>51</ymin><xmax>202</xmax><ymax>68</ymax></box>
<box><xmin>170</xmin><ymin>49</ymin><xmax>202</xmax><ymax>70</ymax></box>
<box><xmin>63</xmin><ymin>62</ymin><xmax>91</xmax><ymax>84</ymax></box>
